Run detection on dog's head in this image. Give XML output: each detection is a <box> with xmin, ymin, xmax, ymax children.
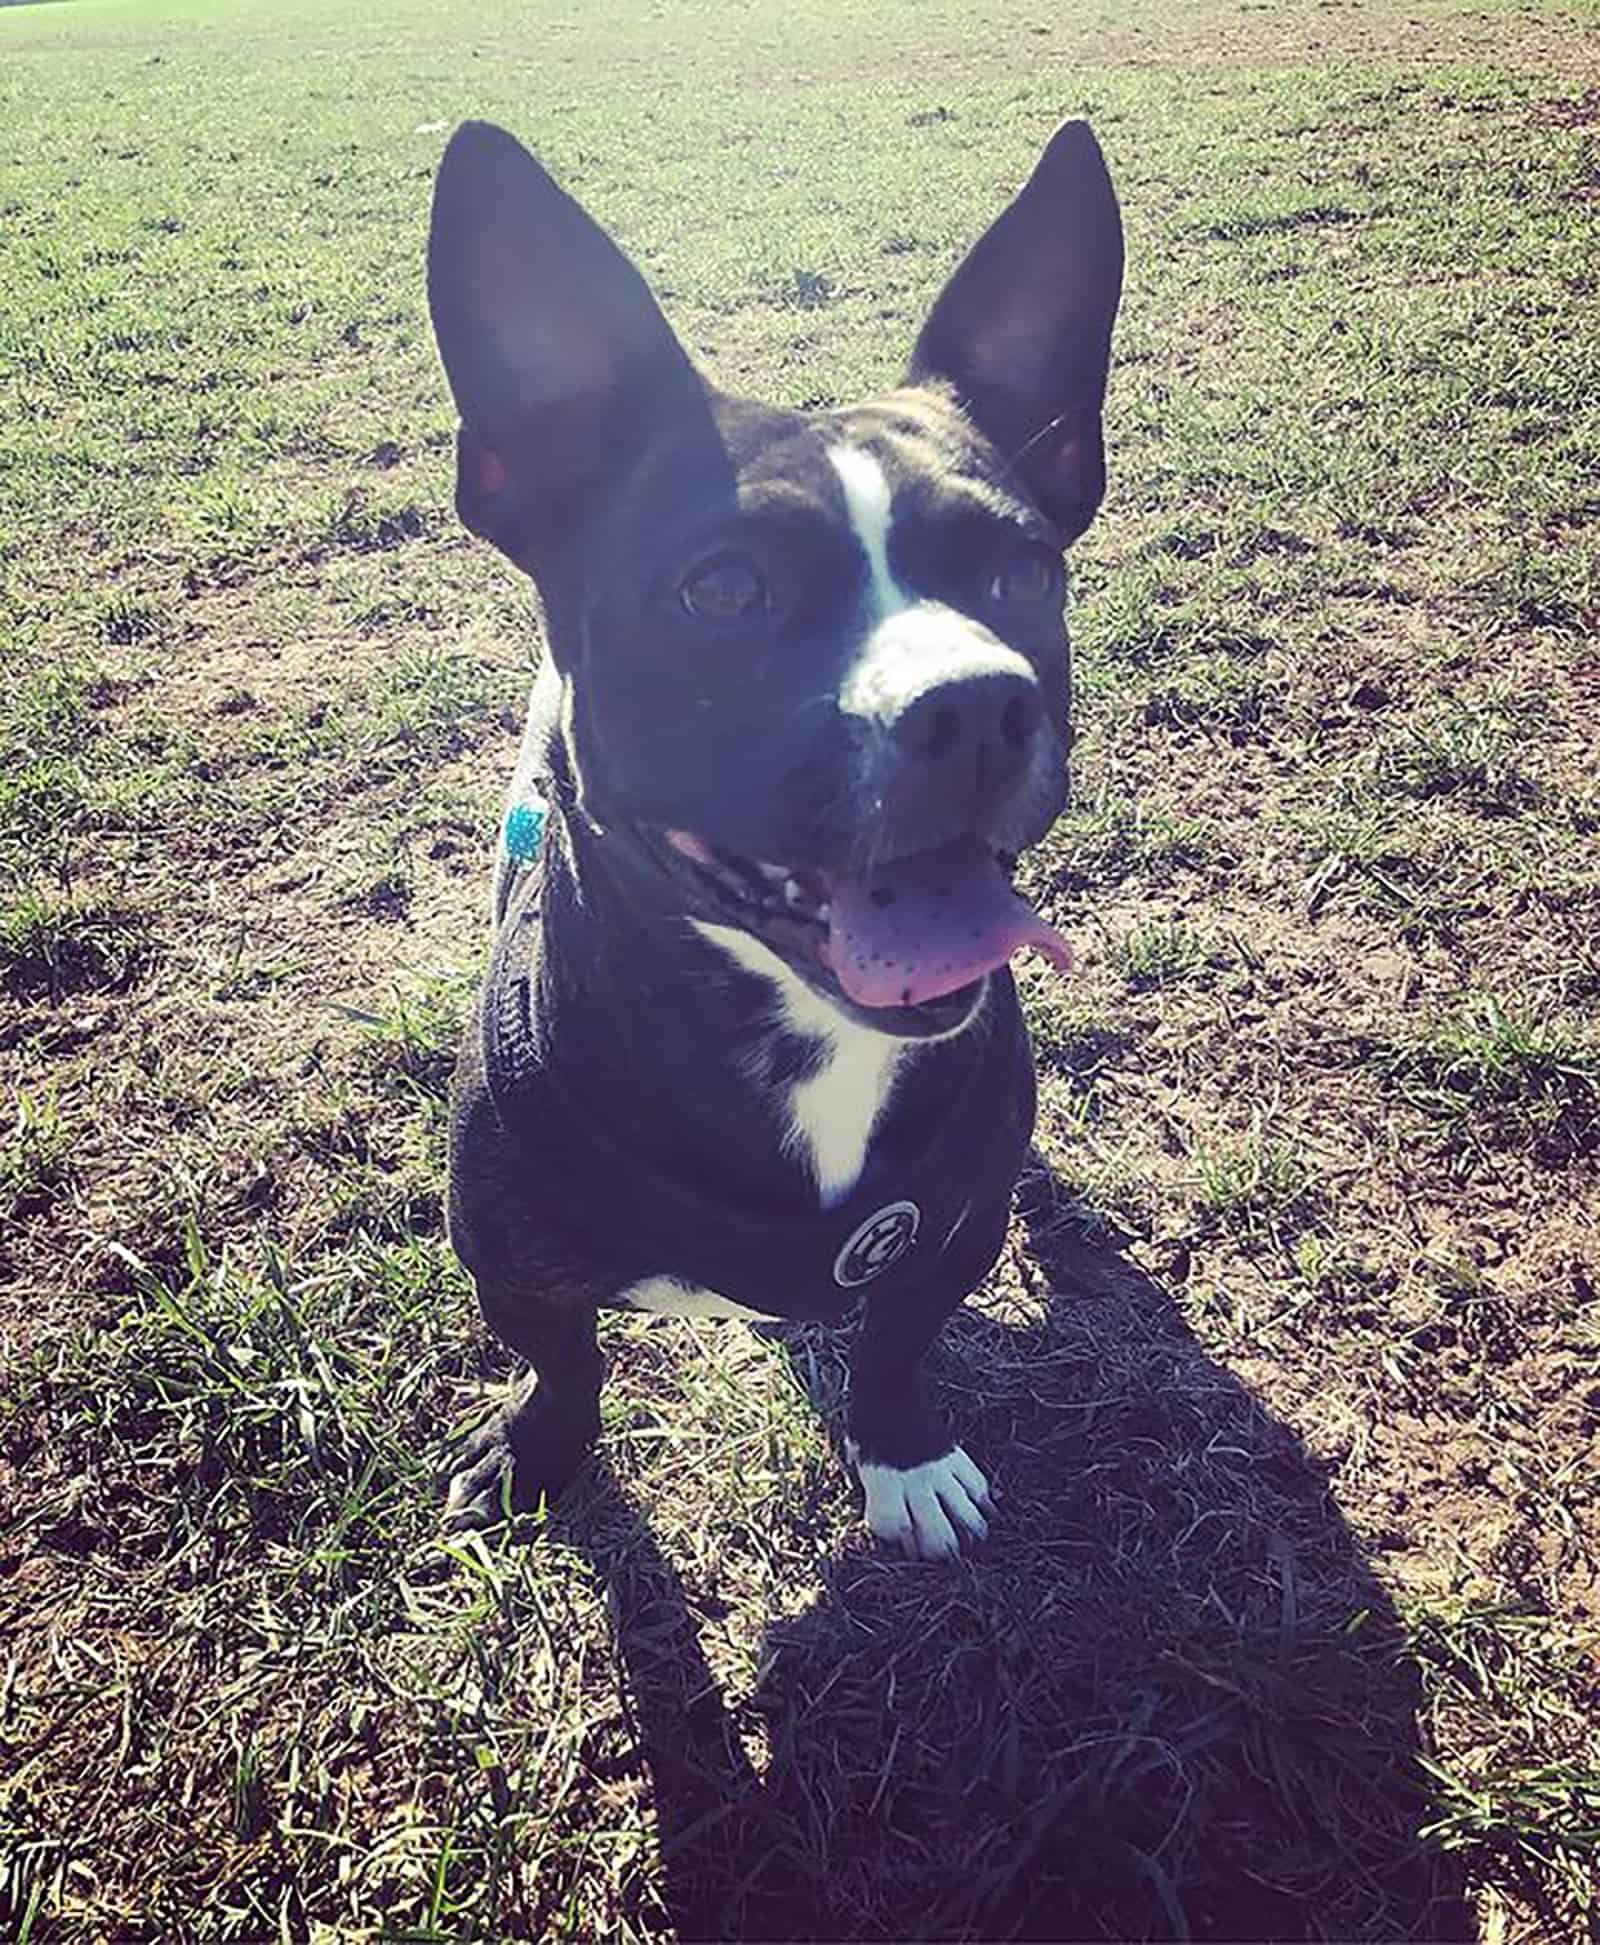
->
<box><xmin>429</xmin><ymin>121</ymin><xmax>1122</xmax><ymax>1039</ymax></box>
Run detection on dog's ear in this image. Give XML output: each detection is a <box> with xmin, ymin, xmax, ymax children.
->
<box><xmin>908</xmin><ymin>121</ymin><xmax>1124</xmax><ymax>544</ymax></box>
<box><xmin>428</xmin><ymin>121</ymin><xmax>704</xmax><ymax>565</ymax></box>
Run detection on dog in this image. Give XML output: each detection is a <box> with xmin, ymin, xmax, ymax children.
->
<box><xmin>429</xmin><ymin>118</ymin><xmax>1122</xmax><ymax>1560</ymax></box>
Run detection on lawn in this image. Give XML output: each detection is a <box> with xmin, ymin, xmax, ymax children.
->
<box><xmin>2</xmin><ymin>0</ymin><xmax>1598</xmax><ymax>1937</ymax></box>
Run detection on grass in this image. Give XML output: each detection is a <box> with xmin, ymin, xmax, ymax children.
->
<box><xmin>1114</xmin><ymin>918</ymin><xmax>1208</xmax><ymax>988</ymax></box>
<box><xmin>1377</xmin><ymin>700</ymin><xmax>1542</xmax><ymax>813</ymax></box>
<box><xmin>1188</xmin><ymin>1110</ymin><xmax>1313</xmax><ymax>1233</ymax></box>
<box><xmin>0</xmin><ymin>1089</ymin><xmax>69</xmax><ymax>1232</ymax></box>
<box><xmin>3</xmin><ymin>0</ymin><xmax>1599</xmax><ymax>1938</ymax></box>
<box><xmin>0</xmin><ymin>889</ymin><xmax>151</xmax><ymax>999</ymax></box>
<box><xmin>1387</xmin><ymin>996</ymin><xmax>1600</xmax><ymax>1159</ymax></box>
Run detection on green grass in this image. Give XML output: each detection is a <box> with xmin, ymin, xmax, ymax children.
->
<box><xmin>1378</xmin><ymin>699</ymin><xmax>1543</xmax><ymax>812</ymax></box>
<box><xmin>1414</xmin><ymin>1604</ymin><xmax>1600</xmax><ymax>1919</ymax></box>
<box><xmin>0</xmin><ymin>1087</ymin><xmax>69</xmax><ymax>1230</ymax></box>
<box><xmin>1188</xmin><ymin>1111</ymin><xmax>1314</xmax><ymax>1233</ymax></box>
<box><xmin>1387</xmin><ymin>995</ymin><xmax>1600</xmax><ymax>1158</ymax></box>
<box><xmin>0</xmin><ymin>888</ymin><xmax>151</xmax><ymax>998</ymax></box>
<box><xmin>3</xmin><ymin>0</ymin><xmax>1599</xmax><ymax>1938</ymax></box>
<box><xmin>1112</xmin><ymin>916</ymin><xmax>1214</xmax><ymax>989</ymax></box>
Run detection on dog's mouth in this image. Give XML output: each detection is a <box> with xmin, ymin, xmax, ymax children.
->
<box><xmin>662</xmin><ymin>827</ymin><xmax>1072</xmax><ymax>1015</ymax></box>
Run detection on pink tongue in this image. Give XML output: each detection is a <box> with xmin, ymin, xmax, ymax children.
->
<box><xmin>822</xmin><ymin>835</ymin><xmax>1073</xmax><ymax>1009</ymax></box>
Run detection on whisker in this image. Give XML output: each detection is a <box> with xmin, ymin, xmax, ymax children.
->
<box><xmin>1002</xmin><ymin>409</ymin><xmax>1071</xmax><ymax>480</ymax></box>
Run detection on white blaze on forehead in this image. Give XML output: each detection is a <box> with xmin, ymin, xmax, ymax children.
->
<box><xmin>828</xmin><ymin>443</ymin><xmax>905</xmax><ymax>618</ymax></box>
<box><xmin>828</xmin><ymin>442</ymin><xmax>1038</xmax><ymax>727</ymax></box>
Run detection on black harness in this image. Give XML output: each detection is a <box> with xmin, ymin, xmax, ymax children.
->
<box><xmin>479</xmin><ymin>829</ymin><xmax>1034</xmax><ymax>1324</ymax></box>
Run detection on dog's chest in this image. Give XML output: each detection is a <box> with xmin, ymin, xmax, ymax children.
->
<box><xmin>693</xmin><ymin>920</ymin><xmax>904</xmax><ymax>1207</ymax></box>
<box><xmin>787</xmin><ymin>1014</ymin><xmax>903</xmax><ymax>1207</ymax></box>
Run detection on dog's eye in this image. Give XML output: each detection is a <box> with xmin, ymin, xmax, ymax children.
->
<box><xmin>988</xmin><ymin>551</ymin><xmax>1059</xmax><ymax>603</ymax></box>
<box><xmin>680</xmin><ymin>554</ymin><xmax>766</xmax><ymax>622</ymax></box>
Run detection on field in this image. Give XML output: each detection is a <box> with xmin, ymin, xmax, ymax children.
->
<box><xmin>3</xmin><ymin>0</ymin><xmax>1599</xmax><ymax>1936</ymax></box>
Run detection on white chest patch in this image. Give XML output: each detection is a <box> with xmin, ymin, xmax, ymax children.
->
<box><xmin>619</xmin><ymin>1275</ymin><xmax>772</xmax><ymax>1321</ymax></box>
<box><xmin>693</xmin><ymin>921</ymin><xmax>903</xmax><ymax>1207</ymax></box>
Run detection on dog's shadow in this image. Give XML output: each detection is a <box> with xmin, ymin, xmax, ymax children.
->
<box><xmin>558</xmin><ymin>1160</ymin><xmax>1470</xmax><ymax>1942</ymax></box>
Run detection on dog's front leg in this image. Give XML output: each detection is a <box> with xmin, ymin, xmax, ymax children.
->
<box><xmin>847</xmin><ymin>1290</ymin><xmax>995</xmax><ymax>1562</ymax></box>
<box><xmin>443</xmin><ymin>1287</ymin><xmax>604</xmax><ymax>1530</ymax></box>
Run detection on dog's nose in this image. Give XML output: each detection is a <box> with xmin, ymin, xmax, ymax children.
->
<box><xmin>890</xmin><ymin>665</ymin><xmax>1042</xmax><ymax>791</ymax></box>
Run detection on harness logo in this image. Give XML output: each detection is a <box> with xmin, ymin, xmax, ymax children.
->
<box><xmin>833</xmin><ymin>1200</ymin><xmax>920</xmax><ymax>1288</ymax></box>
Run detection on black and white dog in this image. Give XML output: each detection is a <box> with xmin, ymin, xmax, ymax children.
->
<box><xmin>430</xmin><ymin>120</ymin><xmax>1122</xmax><ymax>1560</ymax></box>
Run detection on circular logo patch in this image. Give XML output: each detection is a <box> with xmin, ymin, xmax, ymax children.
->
<box><xmin>833</xmin><ymin>1200</ymin><xmax>921</xmax><ymax>1288</ymax></box>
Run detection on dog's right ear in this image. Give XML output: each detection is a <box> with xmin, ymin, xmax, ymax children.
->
<box><xmin>428</xmin><ymin>121</ymin><xmax>703</xmax><ymax>566</ymax></box>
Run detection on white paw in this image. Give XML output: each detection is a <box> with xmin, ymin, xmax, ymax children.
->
<box><xmin>851</xmin><ymin>1444</ymin><xmax>995</xmax><ymax>1560</ymax></box>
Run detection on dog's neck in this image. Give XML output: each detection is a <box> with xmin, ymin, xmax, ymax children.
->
<box><xmin>525</xmin><ymin>805</ymin><xmax>982</xmax><ymax>1213</ymax></box>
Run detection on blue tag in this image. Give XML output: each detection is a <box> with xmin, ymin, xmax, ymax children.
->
<box><xmin>503</xmin><ymin>801</ymin><xmax>547</xmax><ymax>863</ymax></box>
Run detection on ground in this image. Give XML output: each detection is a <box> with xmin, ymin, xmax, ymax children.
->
<box><xmin>1</xmin><ymin>0</ymin><xmax>1598</xmax><ymax>1938</ymax></box>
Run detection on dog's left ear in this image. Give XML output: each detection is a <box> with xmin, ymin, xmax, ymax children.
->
<box><xmin>908</xmin><ymin>120</ymin><xmax>1124</xmax><ymax>543</ymax></box>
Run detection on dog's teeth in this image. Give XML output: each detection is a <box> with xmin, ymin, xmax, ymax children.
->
<box><xmin>775</xmin><ymin>876</ymin><xmax>828</xmax><ymax>925</ymax></box>
<box><xmin>667</xmin><ymin>829</ymin><xmax>716</xmax><ymax>866</ymax></box>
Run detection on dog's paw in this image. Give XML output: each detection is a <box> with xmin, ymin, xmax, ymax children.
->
<box><xmin>853</xmin><ymin>1444</ymin><xmax>995</xmax><ymax>1561</ymax></box>
<box><xmin>439</xmin><ymin>1392</ymin><xmax>595</xmax><ymax>1534</ymax></box>
<box><xmin>440</xmin><ymin>1419</ymin><xmax>521</xmax><ymax>1533</ymax></box>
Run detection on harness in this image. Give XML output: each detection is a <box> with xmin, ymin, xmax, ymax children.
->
<box><xmin>479</xmin><ymin>817</ymin><xmax>1033</xmax><ymax>1323</ymax></box>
